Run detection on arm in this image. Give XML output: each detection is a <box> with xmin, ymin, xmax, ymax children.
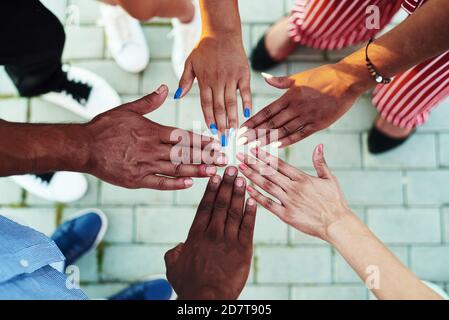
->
<box><xmin>237</xmin><ymin>146</ymin><xmax>442</xmax><ymax>300</ymax></box>
<box><xmin>241</xmin><ymin>0</ymin><xmax>449</xmax><ymax>147</ymax></box>
<box><xmin>327</xmin><ymin>213</ymin><xmax>441</xmax><ymax>300</ymax></box>
<box><xmin>178</xmin><ymin>0</ymin><xmax>252</xmax><ymax>136</ymax></box>
<box><xmin>0</xmin><ymin>85</ymin><xmax>225</xmax><ymax>190</ymax></box>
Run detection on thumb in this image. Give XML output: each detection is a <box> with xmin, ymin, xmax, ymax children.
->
<box><xmin>121</xmin><ymin>84</ymin><xmax>168</xmax><ymax>115</ymax></box>
<box><xmin>164</xmin><ymin>242</ymin><xmax>185</xmax><ymax>267</ymax></box>
<box><xmin>261</xmin><ymin>72</ymin><xmax>294</xmax><ymax>89</ymax></box>
<box><xmin>175</xmin><ymin>59</ymin><xmax>195</xmax><ymax>100</ymax></box>
<box><xmin>313</xmin><ymin>144</ymin><xmax>332</xmax><ymax>179</ymax></box>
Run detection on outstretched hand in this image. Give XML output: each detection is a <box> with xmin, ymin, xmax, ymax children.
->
<box><xmin>165</xmin><ymin>167</ymin><xmax>256</xmax><ymax>300</ymax></box>
<box><xmin>83</xmin><ymin>85</ymin><xmax>226</xmax><ymax>190</ymax></box>
<box><xmin>240</xmin><ymin>63</ymin><xmax>370</xmax><ymax>147</ymax></box>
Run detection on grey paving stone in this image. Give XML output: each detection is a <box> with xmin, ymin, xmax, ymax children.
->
<box><xmin>100</xmin><ymin>182</ymin><xmax>174</xmax><ymax>205</ymax></box>
<box><xmin>289</xmin><ymin>133</ymin><xmax>362</xmax><ymax>169</ymax></box>
<box><xmin>411</xmin><ymin>246</ymin><xmax>449</xmax><ymax>282</ymax></box>
<box><xmin>63</xmin><ymin>26</ymin><xmax>104</xmax><ymax>60</ymax></box>
<box><xmin>143</xmin><ymin>26</ymin><xmax>172</xmax><ymax>59</ymax></box>
<box><xmin>239</xmin><ymin>0</ymin><xmax>284</xmax><ymax>23</ymax></box>
<box><xmin>334</xmin><ymin>170</ymin><xmax>404</xmax><ymax>205</ymax></box>
<box><xmin>136</xmin><ymin>207</ymin><xmax>194</xmax><ymax>244</ymax></box>
<box><xmin>406</xmin><ymin>170</ymin><xmax>449</xmax><ymax>205</ymax></box>
<box><xmin>292</xmin><ymin>285</ymin><xmax>367</xmax><ymax>300</ymax></box>
<box><xmin>0</xmin><ymin>207</ymin><xmax>57</xmax><ymax>236</ymax></box>
<box><xmin>102</xmin><ymin>244</ymin><xmax>172</xmax><ymax>281</ymax></box>
<box><xmin>367</xmin><ymin>208</ymin><xmax>441</xmax><ymax>244</ymax></box>
<box><xmin>0</xmin><ymin>98</ymin><xmax>28</xmax><ymax>122</ymax></box>
<box><xmin>256</xmin><ymin>246</ymin><xmax>332</xmax><ymax>284</ymax></box>
<box><xmin>239</xmin><ymin>285</ymin><xmax>289</xmax><ymax>300</ymax></box>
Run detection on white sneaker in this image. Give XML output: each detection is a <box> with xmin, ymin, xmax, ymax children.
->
<box><xmin>171</xmin><ymin>0</ymin><xmax>202</xmax><ymax>80</ymax></box>
<box><xmin>100</xmin><ymin>4</ymin><xmax>150</xmax><ymax>73</ymax></box>
<box><xmin>42</xmin><ymin>65</ymin><xmax>121</xmax><ymax>120</ymax></box>
<box><xmin>11</xmin><ymin>172</ymin><xmax>88</xmax><ymax>203</ymax></box>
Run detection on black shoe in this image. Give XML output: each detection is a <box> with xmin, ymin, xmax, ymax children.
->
<box><xmin>368</xmin><ymin>126</ymin><xmax>415</xmax><ymax>154</ymax></box>
<box><xmin>251</xmin><ymin>35</ymin><xmax>283</xmax><ymax>71</ymax></box>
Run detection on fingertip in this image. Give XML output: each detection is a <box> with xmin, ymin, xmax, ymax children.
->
<box><xmin>174</xmin><ymin>87</ymin><xmax>183</xmax><ymax>100</ymax></box>
<box><xmin>247</xmin><ymin>197</ymin><xmax>256</xmax><ymax>206</ymax></box>
<box><xmin>184</xmin><ymin>178</ymin><xmax>193</xmax><ymax>188</ymax></box>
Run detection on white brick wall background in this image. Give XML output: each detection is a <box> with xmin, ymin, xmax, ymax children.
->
<box><xmin>0</xmin><ymin>0</ymin><xmax>449</xmax><ymax>300</ymax></box>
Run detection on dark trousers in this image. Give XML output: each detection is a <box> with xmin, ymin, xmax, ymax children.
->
<box><xmin>0</xmin><ymin>0</ymin><xmax>66</xmax><ymax>97</ymax></box>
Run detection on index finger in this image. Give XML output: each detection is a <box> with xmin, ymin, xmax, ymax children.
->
<box><xmin>240</xmin><ymin>98</ymin><xmax>287</xmax><ymax>144</ymax></box>
<box><xmin>160</xmin><ymin>126</ymin><xmax>221</xmax><ymax>150</ymax></box>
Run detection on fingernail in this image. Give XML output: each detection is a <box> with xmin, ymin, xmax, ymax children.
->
<box><xmin>250</xmin><ymin>147</ymin><xmax>258</xmax><ymax>155</ymax></box>
<box><xmin>273</xmin><ymin>141</ymin><xmax>282</xmax><ymax>148</ymax></box>
<box><xmin>210</xmin><ymin>123</ymin><xmax>218</xmax><ymax>135</ymax></box>
<box><xmin>174</xmin><ymin>87</ymin><xmax>183</xmax><ymax>99</ymax></box>
<box><xmin>216</xmin><ymin>155</ymin><xmax>227</xmax><ymax>165</ymax></box>
<box><xmin>244</xmin><ymin>107</ymin><xmax>251</xmax><ymax>119</ymax></box>
<box><xmin>247</xmin><ymin>185</ymin><xmax>255</xmax><ymax>193</ymax></box>
<box><xmin>235</xmin><ymin>177</ymin><xmax>244</xmax><ymax>187</ymax></box>
<box><xmin>184</xmin><ymin>179</ymin><xmax>193</xmax><ymax>187</ymax></box>
<box><xmin>155</xmin><ymin>85</ymin><xmax>166</xmax><ymax>94</ymax></box>
<box><xmin>236</xmin><ymin>136</ymin><xmax>248</xmax><ymax>146</ymax></box>
<box><xmin>227</xmin><ymin>166</ymin><xmax>237</xmax><ymax>176</ymax></box>
<box><xmin>211</xmin><ymin>141</ymin><xmax>221</xmax><ymax>150</ymax></box>
<box><xmin>205</xmin><ymin>166</ymin><xmax>216</xmax><ymax>176</ymax></box>
<box><xmin>229</xmin><ymin>128</ymin><xmax>235</xmax><ymax>138</ymax></box>
<box><xmin>249</xmin><ymin>140</ymin><xmax>261</xmax><ymax>148</ymax></box>
<box><xmin>221</xmin><ymin>134</ymin><xmax>228</xmax><ymax>147</ymax></box>
<box><xmin>212</xmin><ymin>175</ymin><xmax>221</xmax><ymax>184</ymax></box>
<box><xmin>261</xmin><ymin>72</ymin><xmax>274</xmax><ymax>80</ymax></box>
<box><xmin>318</xmin><ymin>144</ymin><xmax>324</xmax><ymax>154</ymax></box>
<box><xmin>236</xmin><ymin>152</ymin><xmax>244</xmax><ymax>161</ymax></box>
<box><xmin>248</xmin><ymin>198</ymin><xmax>256</xmax><ymax>206</ymax></box>
<box><xmin>238</xmin><ymin>126</ymin><xmax>248</xmax><ymax>136</ymax></box>
<box><xmin>239</xmin><ymin>163</ymin><xmax>248</xmax><ymax>171</ymax></box>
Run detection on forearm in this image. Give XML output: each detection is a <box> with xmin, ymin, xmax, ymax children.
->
<box><xmin>338</xmin><ymin>0</ymin><xmax>449</xmax><ymax>94</ymax></box>
<box><xmin>0</xmin><ymin>120</ymin><xmax>89</xmax><ymax>176</ymax></box>
<box><xmin>200</xmin><ymin>0</ymin><xmax>242</xmax><ymax>36</ymax></box>
<box><xmin>327</xmin><ymin>212</ymin><xmax>443</xmax><ymax>300</ymax></box>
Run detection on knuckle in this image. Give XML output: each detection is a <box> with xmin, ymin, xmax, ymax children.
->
<box><xmin>262</xmin><ymin>107</ymin><xmax>272</xmax><ymax>119</ymax></box>
<box><xmin>198</xmin><ymin>200</ymin><xmax>214</xmax><ymax>213</ymax></box>
<box><xmin>157</xmin><ymin>177</ymin><xmax>167</xmax><ymax>190</ymax></box>
<box><xmin>173</xmin><ymin>163</ymin><xmax>183</xmax><ymax>176</ymax></box>
<box><xmin>228</xmin><ymin>208</ymin><xmax>243</xmax><ymax>220</ymax></box>
<box><xmin>214</xmin><ymin>200</ymin><xmax>228</xmax><ymax>210</ymax></box>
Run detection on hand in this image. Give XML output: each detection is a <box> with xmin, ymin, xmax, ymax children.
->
<box><xmin>237</xmin><ymin>145</ymin><xmax>353</xmax><ymax>242</ymax></box>
<box><xmin>164</xmin><ymin>167</ymin><xmax>256</xmax><ymax>300</ymax></box>
<box><xmin>240</xmin><ymin>63</ymin><xmax>372</xmax><ymax>147</ymax></box>
<box><xmin>177</xmin><ymin>34</ymin><xmax>252</xmax><ymax>138</ymax></box>
<box><xmin>83</xmin><ymin>85</ymin><xmax>226</xmax><ymax>190</ymax></box>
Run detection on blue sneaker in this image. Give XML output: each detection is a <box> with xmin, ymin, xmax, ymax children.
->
<box><xmin>108</xmin><ymin>276</ymin><xmax>175</xmax><ymax>300</ymax></box>
<box><xmin>51</xmin><ymin>209</ymin><xmax>108</xmax><ymax>268</ymax></box>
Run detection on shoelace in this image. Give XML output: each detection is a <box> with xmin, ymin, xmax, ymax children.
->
<box><xmin>56</xmin><ymin>71</ymin><xmax>92</xmax><ymax>106</ymax></box>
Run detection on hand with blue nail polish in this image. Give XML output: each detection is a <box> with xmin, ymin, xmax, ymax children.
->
<box><xmin>175</xmin><ymin>0</ymin><xmax>253</xmax><ymax>137</ymax></box>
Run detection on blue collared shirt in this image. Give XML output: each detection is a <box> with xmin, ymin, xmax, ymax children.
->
<box><xmin>0</xmin><ymin>215</ymin><xmax>87</xmax><ymax>300</ymax></box>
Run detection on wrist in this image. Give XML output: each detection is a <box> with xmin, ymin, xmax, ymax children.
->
<box><xmin>60</xmin><ymin>124</ymin><xmax>91</xmax><ymax>173</ymax></box>
<box><xmin>325</xmin><ymin>210</ymin><xmax>370</xmax><ymax>246</ymax></box>
<box><xmin>335</xmin><ymin>56</ymin><xmax>378</xmax><ymax>95</ymax></box>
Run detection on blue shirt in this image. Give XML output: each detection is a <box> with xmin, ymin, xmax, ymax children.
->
<box><xmin>0</xmin><ymin>215</ymin><xmax>88</xmax><ymax>300</ymax></box>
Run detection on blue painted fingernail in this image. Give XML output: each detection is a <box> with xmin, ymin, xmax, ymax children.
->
<box><xmin>174</xmin><ymin>87</ymin><xmax>183</xmax><ymax>99</ymax></box>
<box><xmin>210</xmin><ymin>123</ymin><xmax>218</xmax><ymax>135</ymax></box>
<box><xmin>244</xmin><ymin>107</ymin><xmax>251</xmax><ymax>118</ymax></box>
<box><xmin>221</xmin><ymin>134</ymin><xmax>228</xmax><ymax>147</ymax></box>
